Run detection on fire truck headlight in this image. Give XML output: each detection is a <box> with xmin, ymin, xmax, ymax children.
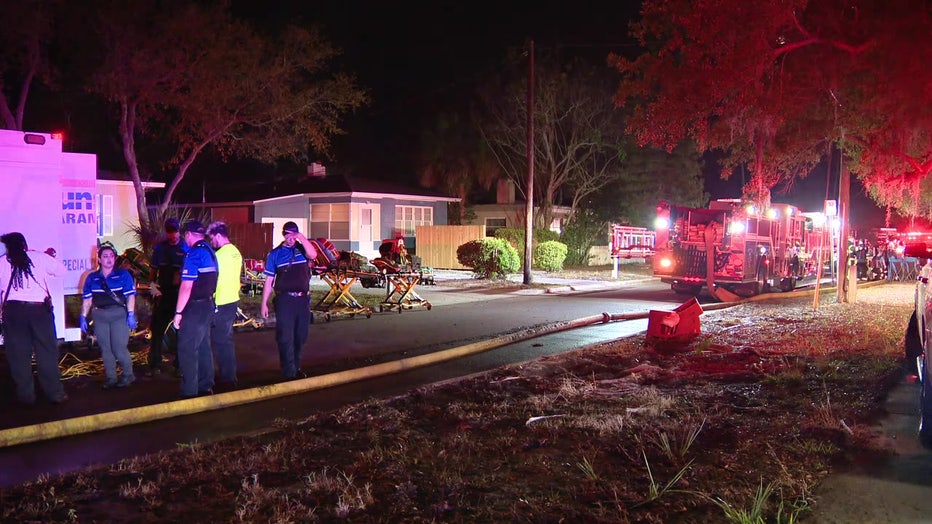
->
<box><xmin>659</xmin><ymin>257</ymin><xmax>672</xmax><ymax>269</ymax></box>
<box><xmin>729</xmin><ymin>221</ymin><xmax>745</xmax><ymax>235</ymax></box>
<box><xmin>654</xmin><ymin>217</ymin><xmax>669</xmax><ymax>230</ymax></box>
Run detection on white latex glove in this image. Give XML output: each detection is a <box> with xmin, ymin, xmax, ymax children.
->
<box><xmin>149</xmin><ymin>282</ymin><xmax>162</xmax><ymax>298</ymax></box>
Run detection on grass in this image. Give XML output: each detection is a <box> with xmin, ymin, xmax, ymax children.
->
<box><xmin>0</xmin><ymin>284</ymin><xmax>915</xmax><ymax>522</ymax></box>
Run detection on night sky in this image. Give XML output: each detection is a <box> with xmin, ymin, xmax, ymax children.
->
<box><xmin>233</xmin><ymin>1</ymin><xmax>888</xmax><ymax>229</ymax></box>
<box><xmin>29</xmin><ymin>1</ymin><xmax>889</xmax><ymax>229</ymax></box>
<box><xmin>230</xmin><ymin>1</ymin><xmax>641</xmax><ymax>179</ymax></box>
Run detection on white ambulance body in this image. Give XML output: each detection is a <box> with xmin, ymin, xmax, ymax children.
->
<box><xmin>0</xmin><ymin>130</ymin><xmax>98</xmax><ymax>342</ymax></box>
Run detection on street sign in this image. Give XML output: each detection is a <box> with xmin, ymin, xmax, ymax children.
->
<box><xmin>825</xmin><ymin>199</ymin><xmax>837</xmax><ymax>216</ymax></box>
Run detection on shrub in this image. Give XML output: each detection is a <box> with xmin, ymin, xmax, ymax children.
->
<box><xmin>534</xmin><ymin>241</ymin><xmax>568</xmax><ymax>272</ymax></box>
<box><xmin>456</xmin><ymin>238</ymin><xmax>520</xmax><ymax>278</ymax></box>
<box><xmin>494</xmin><ymin>228</ymin><xmax>561</xmax><ymax>260</ymax></box>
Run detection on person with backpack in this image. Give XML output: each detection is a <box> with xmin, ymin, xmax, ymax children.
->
<box><xmin>0</xmin><ymin>232</ymin><xmax>68</xmax><ymax>405</ymax></box>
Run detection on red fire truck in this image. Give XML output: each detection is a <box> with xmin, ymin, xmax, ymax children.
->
<box><xmin>652</xmin><ymin>199</ymin><xmax>823</xmax><ymax>299</ymax></box>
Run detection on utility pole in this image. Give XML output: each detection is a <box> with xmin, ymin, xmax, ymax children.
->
<box><xmin>523</xmin><ymin>39</ymin><xmax>534</xmax><ymax>285</ymax></box>
<box><xmin>838</xmin><ymin>129</ymin><xmax>851</xmax><ymax>303</ymax></box>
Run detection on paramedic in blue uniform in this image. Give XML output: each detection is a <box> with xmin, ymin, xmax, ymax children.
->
<box><xmin>172</xmin><ymin>220</ymin><xmax>218</xmax><ymax>398</ymax></box>
<box><xmin>80</xmin><ymin>243</ymin><xmax>138</xmax><ymax>389</ymax></box>
<box><xmin>260</xmin><ymin>221</ymin><xmax>318</xmax><ymax>380</ymax></box>
<box><xmin>147</xmin><ymin>217</ymin><xmax>189</xmax><ymax>376</ymax></box>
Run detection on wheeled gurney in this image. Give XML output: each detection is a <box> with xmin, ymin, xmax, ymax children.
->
<box><xmin>309</xmin><ymin>238</ymin><xmax>377</xmax><ymax>321</ymax></box>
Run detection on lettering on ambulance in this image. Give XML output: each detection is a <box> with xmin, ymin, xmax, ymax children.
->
<box><xmin>63</xmin><ymin>258</ymin><xmax>93</xmax><ymax>272</ymax></box>
<box><xmin>62</xmin><ymin>191</ymin><xmax>97</xmax><ymax>225</ymax></box>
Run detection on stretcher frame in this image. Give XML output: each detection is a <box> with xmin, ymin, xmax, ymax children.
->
<box><xmin>312</xmin><ymin>268</ymin><xmax>376</xmax><ymax>321</ymax></box>
<box><xmin>379</xmin><ymin>271</ymin><xmax>432</xmax><ymax>313</ymax></box>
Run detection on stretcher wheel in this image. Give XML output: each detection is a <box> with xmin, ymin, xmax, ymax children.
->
<box><xmin>324</xmin><ymin>313</ymin><xmax>331</xmax><ymax>322</ymax></box>
<box><xmin>426</xmin><ymin>303</ymin><xmax>432</xmax><ymax>310</ymax></box>
<box><xmin>398</xmin><ymin>307</ymin><xmax>402</xmax><ymax>314</ymax></box>
<box><xmin>366</xmin><ymin>311</ymin><xmax>371</xmax><ymax>318</ymax></box>
<box><xmin>378</xmin><ymin>306</ymin><xmax>384</xmax><ymax>313</ymax></box>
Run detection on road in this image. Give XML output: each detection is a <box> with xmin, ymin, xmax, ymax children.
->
<box><xmin>0</xmin><ymin>277</ymin><xmax>690</xmax><ymax>487</ymax></box>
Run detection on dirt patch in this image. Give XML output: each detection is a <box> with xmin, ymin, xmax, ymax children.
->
<box><xmin>1</xmin><ymin>285</ymin><xmax>915</xmax><ymax>522</ymax></box>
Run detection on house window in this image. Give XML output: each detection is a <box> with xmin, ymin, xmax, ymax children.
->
<box><xmin>97</xmin><ymin>194</ymin><xmax>113</xmax><ymax>237</ymax></box>
<box><xmin>394</xmin><ymin>205</ymin><xmax>433</xmax><ymax>236</ymax></box>
<box><xmin>310</xmin><ymin>203</ymin><xmax>350</xmax><ymax>240</ymax></box>
<box><xmin>485</xmin><ymin>218</ymin><xmax>506</xmax><ymax>237</ymax></box>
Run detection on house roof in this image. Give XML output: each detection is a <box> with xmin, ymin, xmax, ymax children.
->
<box><xmin>97</xmin><ymin>169</ymin><xmax>165</xmax><ymax>188</ymax></box>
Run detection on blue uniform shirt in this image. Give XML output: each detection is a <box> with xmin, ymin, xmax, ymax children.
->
<box><xmin>181</xmin><ymin>240</ymin><xmax>219</xmax><ymax>301</ymax></box>
<box><xmin>152</xmin><ymin>239</ymin><xmax>189</xmax><ymax>290</ymax></box>
<box><xmin>264</xmin><ymin>243</ymin><xmax>311</xmax><ymax>293</ymax></box>
<box><xmin>82</xmin><ymin>268</ymin><xmax>136</xmax><ymax>308</ymax></box>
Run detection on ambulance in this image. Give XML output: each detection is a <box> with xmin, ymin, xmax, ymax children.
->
<box><xmin>0</xmin><ymin>130</ymin><xmax>98</xmax><ymax>342</ymax></box>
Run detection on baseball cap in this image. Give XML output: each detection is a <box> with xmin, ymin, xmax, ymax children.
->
<box><xmin>181</xmin><ymin>220</ymin><xmax>207</xmax><ymax>235</ymax></box>
<box><xmin>164</xmin><ymin>218</ymin><xmax>180</xmax><ymax>232</ymax></box>
<box><xmin>282</xmin><ymin>221</ymin><xmax>300</xmax><ymax>235</ymax></box>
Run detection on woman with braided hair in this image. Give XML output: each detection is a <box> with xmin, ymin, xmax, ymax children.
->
<box><xmin>0</xmin><ymin>232</ymin><xmax>67</xmax><ymax>405</ymax></box>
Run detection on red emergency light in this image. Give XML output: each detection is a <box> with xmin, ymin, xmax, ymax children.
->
<box><xmin>22</xmin><ymin>133</ymin><xmax>46</xmax><ymax>145</ymax></box>
<box><xmin>51</xmin><ymin>132</ymin><xmax>64</xmax><ymax>141</ymax></box>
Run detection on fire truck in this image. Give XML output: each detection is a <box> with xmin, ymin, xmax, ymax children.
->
<box><xmin>652</xmin><ymin>199</ymin><xmax>823</xmax><ymax>299</ymax></box>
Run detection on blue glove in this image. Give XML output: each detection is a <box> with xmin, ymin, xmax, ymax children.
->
<box><xmin>79</xmin><ymin>315</ymin><xmax>89</xmax><ymax>334</ymax></box>
<box><xmin>127</xmin><ymin>312</ymin><xmax>138</xmax><ymax>330</ymax></box>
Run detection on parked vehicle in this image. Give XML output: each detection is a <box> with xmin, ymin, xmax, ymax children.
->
<box><xmin>903</xmin><ymin>242</ymin><xmax>932</xmax><ymax>447</ymax></box>
<box><xmin>652</xmin><ymin>199</ymin><xmax>830</xmax><ymax>300</ymax></box>
<box><xmin>0</xmin><ymin>130</ymin><xmax>98</xmax><ymax>342</ymax></box>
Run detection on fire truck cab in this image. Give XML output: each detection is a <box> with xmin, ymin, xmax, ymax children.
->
<box><xmin>653</xmin><ymin>199</ymin><xmax>812</xmax><ymax>298</ymax></box>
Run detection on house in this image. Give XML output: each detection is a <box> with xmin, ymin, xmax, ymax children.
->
<box><xmin>466</xmin><ymin>180</ymin><xmax>572</xmax><ymax>237</ymax></box>
<box><xmin>252</xmin><ymin>172</ymin><xmax>459</xmax><ymax>260</ymax></box>
<box><xmin>97</xmin><ymin>170</ymin><xmax>165</xmax><ymax>252</ymax></box>
<box><xmin>175</xmin><ymin>166</ymin><xmax>460</xmax><ymax>260</ymax></box>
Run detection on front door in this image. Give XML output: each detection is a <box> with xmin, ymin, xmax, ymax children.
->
<box><xmin>359</xmin><ymin>205</ymin><xmax>375</xmax><ymax>247</ymax></box>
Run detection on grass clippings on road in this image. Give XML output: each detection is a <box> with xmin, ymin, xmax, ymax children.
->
<box><xmin>1</xmin><ymin>284</ymin><xmax>914</xmax><ymax>523</ymax></box>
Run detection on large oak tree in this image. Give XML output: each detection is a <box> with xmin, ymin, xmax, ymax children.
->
<box><xmin>88</xmin><ymin>1</ymin><xmax>368</xmax><ymax>229</ymax></box>
<box><xmin>612</xmin><ymin>0</ymin><xmax>932</xmax><ymax>217</ymax></box>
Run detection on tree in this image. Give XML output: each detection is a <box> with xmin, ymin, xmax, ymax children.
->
<box><xmin>88</xmin><ymin>1</ymin><xmax>368</xmax><ymax>229</ymax></box>
<box><xmin>417</xmin><ymin>111</ymin><xmax>499</xmax><ymax>223</ymax></box>
<box><xmin>562</xmin><ymin>140</ymin><xmax>707</xmax><ymax>265</ymax></box>
<box><xmin>611</xmin><ymin>0</ymin><xmax>932</xmax><ymax>214</ymax></box>
<box><xmin>477</xmin><ymin>50</ymin><xmax>626</xmax><ymax>227</ymax></box>
<box><xmin>609</xmin><ymin>140</ymin><xmax>708</xmax><ymax>226</ymax></box>
<box><xmin>0</xmin><ymin>0</ymin><xmax>58</xmax><ymax>130</ymax></box>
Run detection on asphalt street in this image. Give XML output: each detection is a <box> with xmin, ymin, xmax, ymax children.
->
<box><xmin>0</xmin><ymin>275</ymin><xmax>674</xmax><ymax>486</ymax></box>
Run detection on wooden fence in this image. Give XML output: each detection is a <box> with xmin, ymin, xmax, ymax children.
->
<box><xmin>228</xmin><ymin>223</ymin><xmax>274</xmax><ymax>260</ymax></box>
<box><xmin>415</xmin><ymin>225</ymin><xmax>486</xmax><ymax>269</ymax></box>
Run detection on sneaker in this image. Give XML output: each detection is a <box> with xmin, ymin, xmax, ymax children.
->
<box><xmin>102</xmin><ymin>380</ymin><xmax>119</xmax><ymax>390</ymax></box>
<box><xmin>50</xmin><ymin>394</ymin><xmax>69</xmax><ymax>404</ymax></box>
<box><xmin>116</xmin><ymin>376</ymin><xmax>135</xmax><ymax>388</ymax></box>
